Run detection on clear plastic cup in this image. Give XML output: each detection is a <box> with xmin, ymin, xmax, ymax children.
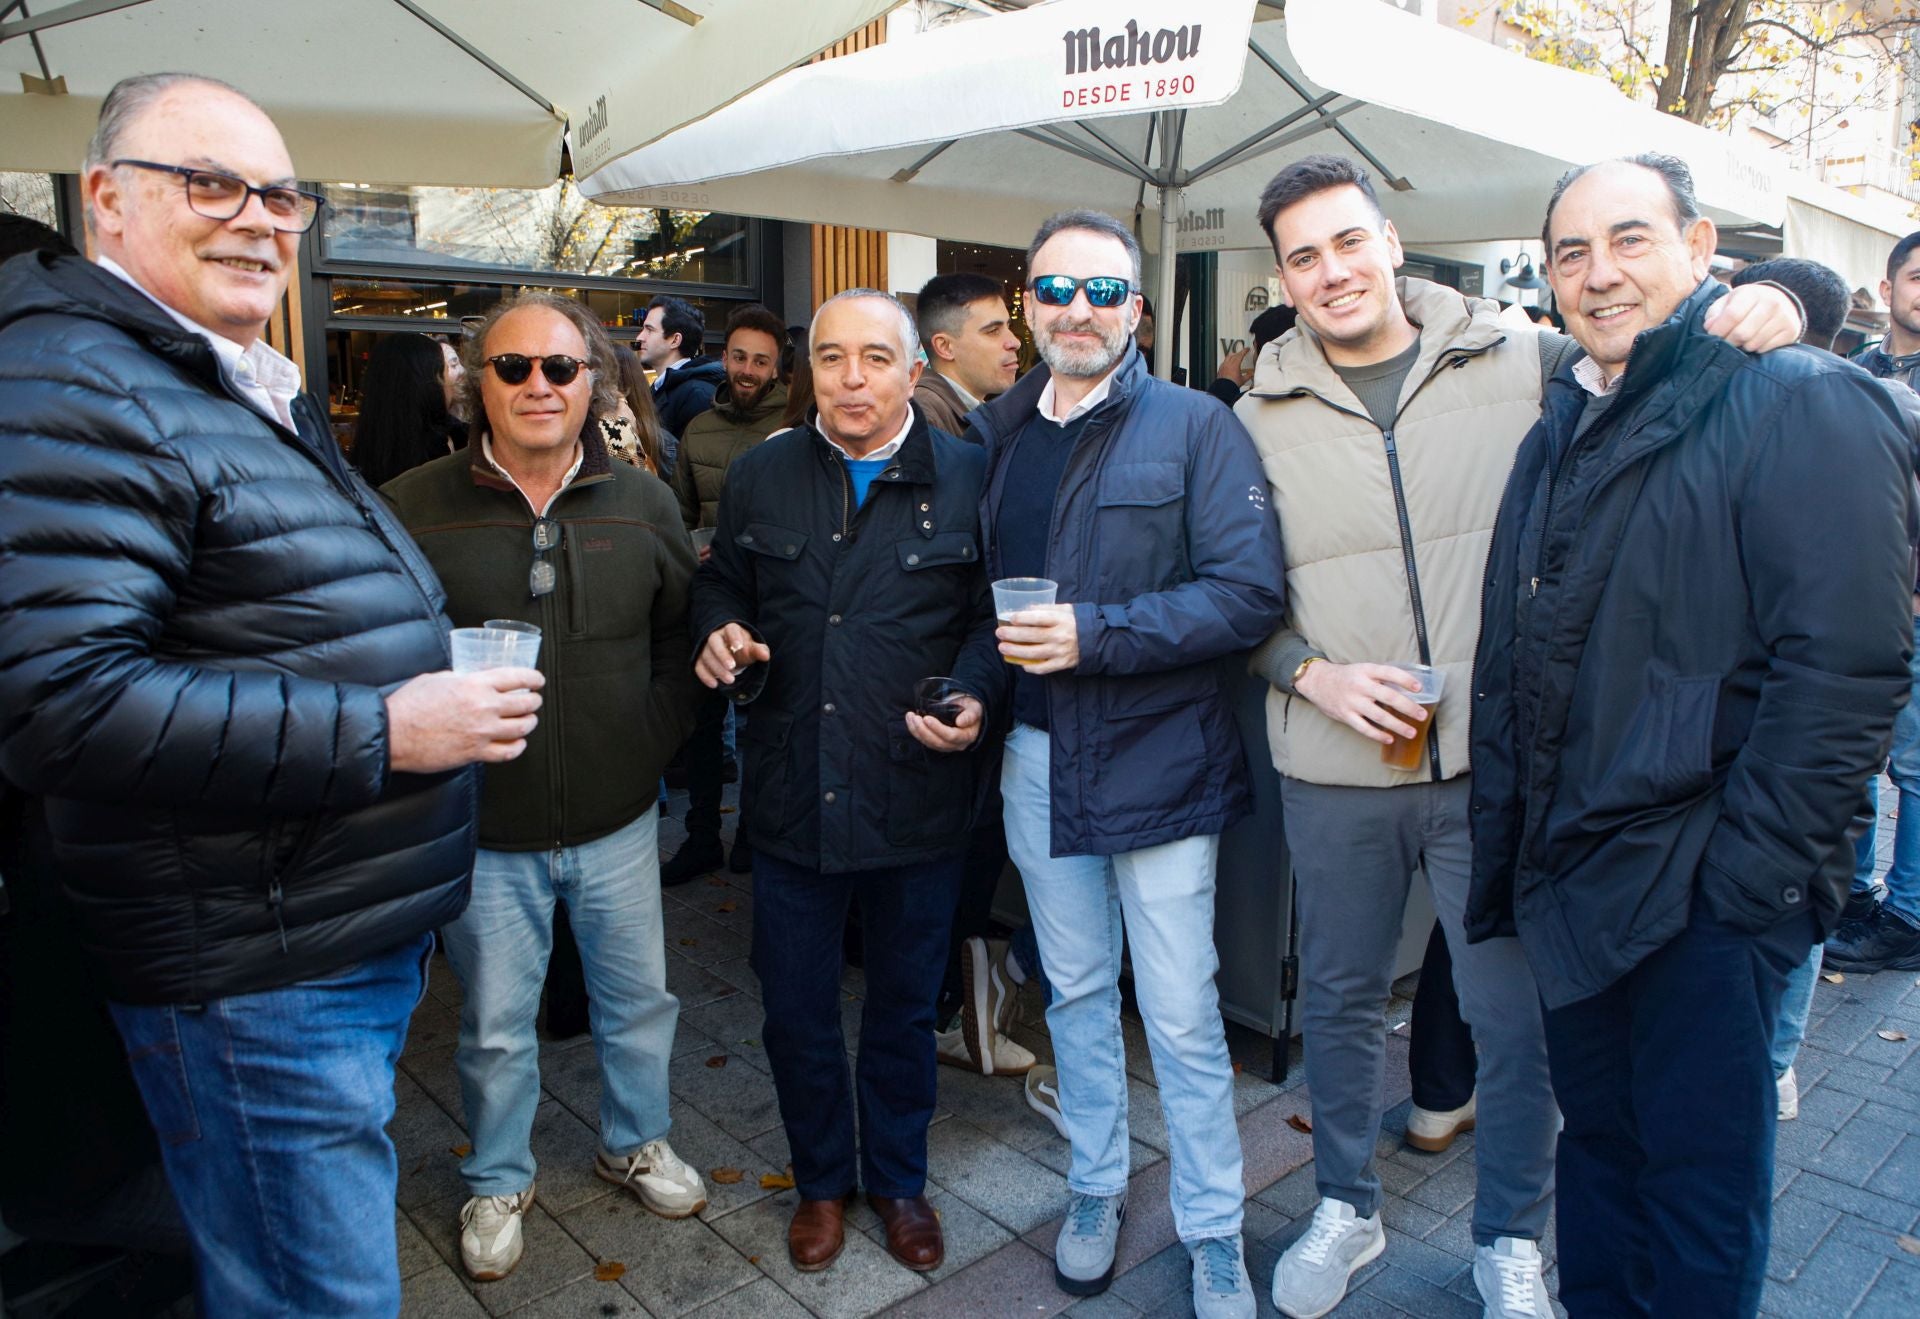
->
<box><xmin>690</xmin><ymin>528</ymin><xmax>716</xmax><ymax>552</ymax></box>
<box><xmin>481</xmin><ymin>619</ymin><xmax>542</xmax><ymax>669</ymax></box>
<box><xmin>1380</xmin><ymin>663</ymin><xmax>1445</xmax><ymax>770</ymax></box>
<box><xmin>450</xmin><ymin>625</ymin><xmax>538</xmax><ymax>673</ymax></box>
<box><xmin>992</xmin><ymin>578</ymin><xmax>1058</xmax><ymax>667</ymax></box>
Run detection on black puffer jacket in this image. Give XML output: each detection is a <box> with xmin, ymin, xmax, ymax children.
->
<box><xmin>1467</xmin><ymin>280</ymin><xmax>1914</xmax><ymax>1008</ymax></box>
<box><xmin>0</xmin><ymin>253</ymin><xmax>475</xmax><ymax>1006</ymax></box>
<box><xmin>690</xmin><ymin>409</ymin><xmax>1001</xmax><ymax>873</ymax></box>
<box><xmin>653</xmin><ymin>354</ymin><xmax>727</xmax><ymax>439</ymax></box>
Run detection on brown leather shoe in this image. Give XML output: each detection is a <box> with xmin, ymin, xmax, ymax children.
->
<box><xmin>866</xmin><ymin>1193</ymin><xmax>944</xmax><ymax>1272</ymax></box>
<box><xmin>788</xmin><ymin>1195</ymin><xmax>850</xmax><ymax>1272</ymax></box>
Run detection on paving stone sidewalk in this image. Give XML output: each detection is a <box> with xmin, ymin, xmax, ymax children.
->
<box><xmin>392</xmin><ymin>785</ymin><xmax>1920</xmax><ymax>1318</ymax></box>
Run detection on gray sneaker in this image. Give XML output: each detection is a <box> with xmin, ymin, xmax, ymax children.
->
<box><xmin>1271</xmin><ymin>1196</ymin><xmax>1385</xmax><ymax>1319</ymax></box>
<box><xmin>1054</xmin><ymin>1190</ymin><xmax>1125</xmax><ymax>1295</ymax></box>
<box><xmin>1190</xmin><ymin>1235</ymin><xmax>1255</xmax><ymax>1319</ymax></box>
<box><xmin>1473</xmin><ymin>1237</ymin><xmax>1552</xmax><ymax>1318</ymax></box>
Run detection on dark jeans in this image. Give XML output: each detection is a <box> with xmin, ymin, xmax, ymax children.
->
<box><xmin>1544</xmin><ymin>897</ymin><xmax>1814</xmax><ymax>1318</ymax></box>
<box><xmin>751</xmin><ymin>852</ymin><xmax>962</xmax><ymax>1201</ymax></box>
<box><xmin>938</xmin><ymin>811</ymin><xmax>1009</xmax><ymax>1021</ymax></box>
<box><xmin>1410</xmin><ymin>920</ymin><xmax>1477</xmax><ymax>1112</ymax></box>
<box><xmin>685</xmin><ymin>688</ymin><xmax>746</xmax><ymax>846</ymax></box>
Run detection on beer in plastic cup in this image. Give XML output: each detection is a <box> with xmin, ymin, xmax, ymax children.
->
<box><xmin>992</xmin><ymin>577</ymin><xmax>1057</xmax><ymax>666</ymax></box>
<box><xmin>1380</xmin><ymin>663</ymin><xmax>1445</xmax><ymax>770</ymax></box>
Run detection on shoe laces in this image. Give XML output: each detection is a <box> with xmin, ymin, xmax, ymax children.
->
<box><xmin>1486</xmin><ymin>1244</ymin><xmax>1544</xmax><ymax>1316</ymax></box>
<box><xmin>617</xmin><ymin>1140</ymin><xmax>681</xmax><ymax>1184</ymax></box>
<box><xmin>461</xmin><ymin>1193</ymin><xmax>523</xmax><ymax>1231</ymax></box>
<box><xmin>1066</xmin><ymin>1192</ymin><xmax>1113</xmax><ymax>1237</ymax></box>
<box><xmin>1193</xmin><ymin>1237</ymin><xmax>1242</xmax><ymax>1294</ymax></box>
<box><xmin>1295</xmin><ymin>1200</ymin><xmax>1355</xmax><ymax>1268</ymax></box>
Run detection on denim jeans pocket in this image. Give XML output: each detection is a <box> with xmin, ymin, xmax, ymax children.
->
<box><xmin>112</xmin><ymin>1005</ymin><xmax>201</xmax><ymax>1146</ymax></box>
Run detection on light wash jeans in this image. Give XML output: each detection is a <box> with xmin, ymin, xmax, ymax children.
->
<box><xmin>1000</xmin><ymin>724</ymin><xmax>1244</xmax><ymax>1244</ymax></box>
<box><xmin>1853</xmin><ymin>615</ymin><xmax>1920</xmax><ymax>923</ymax></box>
<box><xmin>440</xmin><ymin>812</ymin><xmax>678</xmax><ymax>1196</ymax></box>
<box><xmin>111</xmin><ymin>934</ymin><xmax>432</xmax><ymax>1319</ymax></box>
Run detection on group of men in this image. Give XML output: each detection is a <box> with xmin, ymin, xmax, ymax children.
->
<box><xmin>0</xmin><ymin>69</ymin><xmax>1913</xmax><ymax>1319</ymax></box>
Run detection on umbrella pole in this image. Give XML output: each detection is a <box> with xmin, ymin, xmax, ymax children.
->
<box><xmin>1154</xmin><ymin>182</ymin><xmax>1176</xmax><ymax>381</ymax></box>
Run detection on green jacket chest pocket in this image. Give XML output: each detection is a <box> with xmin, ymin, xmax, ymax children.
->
<box><xmin>563</xmin><ymin>521</ymin><xmax>659</xmax><ymax>639</ymax></box>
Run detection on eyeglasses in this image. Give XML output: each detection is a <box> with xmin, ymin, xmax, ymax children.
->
<box><xmin>112</xmin><ymin>159</ymin><xmax>324</xmax><ymax>233</ymax></box>
<box><xmin>485</xmin><ymin>354</ymin><xmax>588</xmax><ymax>387</ymax></box>
<box><xmin>1029</xmin><ymin>275</ymin><xmax>1134</xmax><ymax>309</ymax></box>
<box><xmin>530</xmin><ymin>518</ymin><xmax>562</xmax><ymax>597</ymax></box>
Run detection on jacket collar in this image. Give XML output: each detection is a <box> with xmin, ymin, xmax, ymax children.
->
<box><xmin>972</xmin><ymin>343</ymin><xmax>1148</xmax><ymax>445</ymax></box>
<box><xmin>0</xmin><ymin>251</ymin><xmax>229</xmax><ymax>394</ymax></box>
<box><xmin>1252</xmin><ymin>275</ymin><xmax>1507</xmax><ymax>403</ymax></box>
<box><xmin>806</xmin><ymin>403</ymin><xmax>940</xmax><ymax>485</ymax></box>
<box><xmin>468</xmin><ymin>415</ymin><xmax>614</xmax><ymax>496</ymax></box>
<box><xmin>710</xmin><ymin>378</ymin><xmax>789</xmax><ymax>426</ymax></box>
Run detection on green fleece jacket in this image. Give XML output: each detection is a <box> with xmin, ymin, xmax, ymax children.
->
<box><xmin>383</xmin><ymin>430</ymin><xmax>697</xmax><ymax>850</ymax></box>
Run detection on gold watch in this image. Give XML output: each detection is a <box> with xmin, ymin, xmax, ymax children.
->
<box><xmin>1292</xmin><ymin>656</ymin><xmax>1322</xmax><ymax>688</ymax></box>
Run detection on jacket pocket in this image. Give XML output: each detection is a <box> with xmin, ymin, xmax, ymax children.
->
<box><xmin>1094</xmin><ymin>461</ymin><xmax>1188</xmax><ymax>591</ymax></box>
<box><xmin>895</xmin><ymin>531</ymin><xmax>980</xmax><ymax>571</ymax></box>
<box><xmin>1589</xmin><ymin>671</ymin><xmax>1719</xmax><ymax>816</ymax></box>
<box><xmin>884</xmin><ymin>721</ymin><xmax>973</xmax><ymax>848</ymax></box>
<box><xmin>741</xmin><ymin>710</ymin><xmax>793</xmax><ymax>840</ymax></box>
<box><xmin>738</xmin><ymin>522</ymin><xmax>809</xmax><ymax>562</ymax></box>
<box><xmin>566</xmin><ymin>519</ymin><xmax>660</xmax><ymax>639</ymax></box>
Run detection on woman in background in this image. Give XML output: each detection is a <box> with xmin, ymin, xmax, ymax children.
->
<box><xmin>605</xmin><ymin>344</ymin><xmax>678</xmax><ymax>481</ymax></box>
<box><xmin>351</xmin><ymin>332</ymin><xmax>465</xmax><ymax>487</ymax></box>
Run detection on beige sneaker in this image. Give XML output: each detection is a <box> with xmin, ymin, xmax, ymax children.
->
<box><xmin>1405</xmin><ymin>1093</ymin><xmax>1476</xmax><ymax>1153</ymax></box>
<box><xmin>961</xmin><ymin>936</ymin><xmax>1028</xmax><ymax>1074</ymax></box>
<box><xmin>458</xmin><ymin>1186</ymin><xmax>535</xmax><ymax>1281</ymax></box>
<box><xmin>936</xmin><ymin>1022</ymin><xmax>1036</xmax><ymax>1075</ymax></box>
<box><xmin>595</xmin><ymin>1139</ymin><xmax>707</xmax><ymax>1218</ymax></box>
<box><xmin>1777</xmin><ymin>1066</ymin><xmax>1800</xmax><ymax>1121</ymax></box>
<box><xmin>1025</xmin><ymin>1064</ymin><xmax>1068</xmax><ymax>1139</ymax></box>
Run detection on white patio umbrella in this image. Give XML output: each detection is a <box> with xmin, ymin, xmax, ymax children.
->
<box><xmin>0</xmin><ymin>0</ymin><xmax>896</xmax><ymax>187</ymax></box>
<box><xmin>580</xmin><ymin>0</ymin><xmax>1789</xmax><ymax>377</ymax></box>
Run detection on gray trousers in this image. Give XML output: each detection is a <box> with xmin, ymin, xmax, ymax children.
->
<box><xmin>1283</xmin><ymin>775</ymin><xmax>1557</xmax><ymax>1245</ymax></box>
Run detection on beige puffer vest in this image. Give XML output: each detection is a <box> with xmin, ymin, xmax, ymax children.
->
<box><xmin>1236</xmin><ymin>278</ymin><xmax>1547</xmax><ymax>787</ymax></box>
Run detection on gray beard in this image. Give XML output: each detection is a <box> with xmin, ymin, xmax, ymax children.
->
<box><xmin>1036</xmin><ymin>316</ymin><xmax>1130</xmax><ymax>380</ymax></box>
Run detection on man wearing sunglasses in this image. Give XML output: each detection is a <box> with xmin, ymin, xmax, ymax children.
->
<box><xmin>967</xmin><ymin>210</ymin><xmax>1288</xmax><ymax>1319</ymax></box>
<box><xmin>0</xmin><ymin>74</ymin><xmax>543</xmax><ymax>1317</ymax></box>
<box><xmin>383</xmin><ymin>291</ymin><xmax>703</xmax><ymax>1285</ymax></box>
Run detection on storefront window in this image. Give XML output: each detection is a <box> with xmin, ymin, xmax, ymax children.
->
<box><xmin>328</xmin><ymin>277</ymin><xmax>751</xmax><ymax>335</ymax></box>
<box><xmin>320</xmin><ymin>181</ymin><xmax>754</xmax><ymax>288</ymax></box>
<box><xmin>2</xmin><ymin>173</ymin><xmax>59</xmax><ymax>228</ymax></box>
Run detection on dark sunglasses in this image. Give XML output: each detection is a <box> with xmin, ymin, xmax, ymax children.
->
<box><xmin>1029</xmin><ymin>274</ymin><xmax>1134</xmax><ymax>309</ymax></box>
<box><xmin>486</xmin><ymin>354</ymin><xmax>588</xmax><ymax>387</ymax></box>
<box><xmin>530</xmin><ymin>518</ymin><xmax>561</xmax><ymax>597</ymax></box>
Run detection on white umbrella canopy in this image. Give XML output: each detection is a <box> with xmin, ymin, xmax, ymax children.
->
<box><xmin>0</xmin><ymin>0</ymin><xmax>896</xmax><ymax>187</ymax></box>
<box><xmin>582</xmin><ymin>0</ymin><xmax>1789</xmax><ymax>375</ymax></box>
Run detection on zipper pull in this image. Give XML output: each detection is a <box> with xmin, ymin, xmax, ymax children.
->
<box><xmin>1529</xmin><ymin>577</ymin><xmax>1540</xmax><ymax>597</ymax></box>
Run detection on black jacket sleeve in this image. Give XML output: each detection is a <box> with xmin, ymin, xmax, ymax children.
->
<box><xmin>688</xmin><ymin>449</ymin><xmax>767</xmax><ymax>702</ymax></box>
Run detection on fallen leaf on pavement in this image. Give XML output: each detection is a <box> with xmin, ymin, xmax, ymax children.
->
<box><xmin>1822</xmin><ymin>972</ymin><xmax>1845</xmax><ymax>984</ymax></box>
<box><xmin>1878</xmin><ymin>1029</ymin><xmax>1909</xmax><ymax>1042</ymax></box>
<box><xmin>707</xmin><ymin>877</ymin><xmax>728</xmax><ymax>887</ymax></box>
<box><xmin>450</xmin><ymin>1143</ymin><xmax>472</xmax><ymax>1157</ymax></box>
<box><xmin>1287</xmin><ymin>1114</ymin><xmax>1313</xmax><ymax>1134</ymax></box>
<box><xmin>711</xmin><ymin>1167</ymin><xmax>744</xmax><ymax>1185</ymax></box>
<box><xmin>678</xmin><ymin>937</ymin><xmax>699</xmax><ymax>947</ymax></box>
<box><xmin>760</xmin><ymin>1171</ymin><xmax>796</xmax><ymax>1190</ymax></box>
<box><xmin>1232</xmin><ymin>1061</ymin><xmax>1243</xmax><ymax>1075</ymax></box>
<box><xmin>594</xmin><ymin>1261</ymin><xmax>626</xmax><ymax>1282</ymax></box>
<box><xmin>717</xmin><ymin>900</ymin><xmax>738</xmax><ymax>914</ymax></box>
<box><xmin>706</xmin><ymin>1055</ymin><xmax>728</xmax><ymax>1069</ymax></box>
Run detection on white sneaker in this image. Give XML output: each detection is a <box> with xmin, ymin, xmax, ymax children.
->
<box><xmin>961</xmin><ymin>936</ymin><xmax>1026</xmax><ymax>1074</ymax></box>
<box><xmin>1024</xmin><ymin>1064</ymin><xmax>1068</xmax><ymax>1139</ymax></box>
<box><xmin>1777</xmin><ymin>1065</ymin><xmax>1800</xmax><ymax>1121</ymax></box>
<box><xmin>458</xmin><ymin>1187</ymin><xmax>534</xmax><ymax>1281</ymax></box>
<box><xmin>936</xmin><ymin>1022</ymin><xmax>1037</xmax><ymax>1075</ymax></box>
<box><xmin>1271</xmin><ymin>1197</ymin><xmax>1385</xmax><ymax>1319</ymax></box>
<box><xmin>595</xmin><ymin>1138</ymin><xmax>707</xmax><ymax>1218</ymax></box>
<box><xmin>1474</xmin><ymin>1237</ymin><xmax>1552</xmax><ymax>1318</ymax></box>
<box><xmin>1406</xmin><ymin>1092</ymin><xmax>1477</xmax><ymax>1152</ymax></box>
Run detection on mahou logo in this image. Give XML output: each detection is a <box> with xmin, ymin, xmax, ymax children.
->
<box><xmin>1062</xmin><ymin>19</ymin><xmax>1202</xmax><ymax>76</ymax></box>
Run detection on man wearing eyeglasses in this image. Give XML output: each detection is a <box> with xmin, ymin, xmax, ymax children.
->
<box><xmin>967</xmin><ymin>209</ymin><xmax>1288</xmax><ymax>1319</ymax></box>
<box><xmin>383</xmin><ymin>291</ymin><xmax>702</xmax><ymax>1284</ymax></box>
<box><xmin>0</xmin><ymin>74</ymin><xmax>542</xmax><ymax>1317</ymax></box>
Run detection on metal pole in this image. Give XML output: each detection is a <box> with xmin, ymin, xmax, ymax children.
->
<box><xmin>1155</xmin><ymin>183</ymin><xmax>1176</xmax><ymax>381</ymax></box>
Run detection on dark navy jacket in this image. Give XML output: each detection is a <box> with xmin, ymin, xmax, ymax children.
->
<box><xmin>968</xmin><ymin>349</ymin><xmax>1287</xmax><ymax>857</ymax></box>
<box><xmin>653</xmin><ymin>354</ymin><xmax>726</xmax><ymax>440</ymax></box>
<box><xmin>1467</xmin><ymin>279</ymin><xmax>1914</xmax><ymax>1008</ymax></box>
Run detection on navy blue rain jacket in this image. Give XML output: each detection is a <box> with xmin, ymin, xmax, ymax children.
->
<box><xmin>967</xmin><ymin>349</ymin><xmax>1287</xmax><ymax>857</ymax></box>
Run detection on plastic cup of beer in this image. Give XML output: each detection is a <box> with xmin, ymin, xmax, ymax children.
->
<box><xmin>1380</xmin><ymin>663</ymin><xmax>1444</xmax><ymax>769</ymax></box>
<box><xmin>992</xmin><ymin>577</ymin><xmax>1057</xmax><ymax>666</ymax></box>
<box><xmin>481</xmin><ymin>619</ymin><xmax>542</xmax><ymax>669</ymax></box>
<box><xmin>690</xmin><ymin>528</ymin><xmax>716</xmax><ymax>552</ymax></box>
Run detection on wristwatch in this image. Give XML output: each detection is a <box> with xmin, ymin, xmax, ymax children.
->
<box><xmin>1292</xmin><ymin>656</ymin><xmax>1322</xmax><ymax>688</ymax></box>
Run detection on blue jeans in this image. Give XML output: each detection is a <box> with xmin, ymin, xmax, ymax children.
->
<box><xmin>1544</xmin><ymin>896</ymin><xmax>1814</xmax><ymax>1317</ymax></box>
<box><xmin>1772</xmin><ymin>943</ymin><xmax>1822</xmax><ymax>1078</ymax></box>
<box><xmin>1001</xmin><ymin>724</ymin><xmax>1243</xmax><ymax>1244</ymax></box>
<box><xmin>440</xmin><ymin>812</ymin><xmax>677</xmax><ymax>1196</ymax></box>
<box><xmin>111</xmin><ymin>933</ymin><xmax>433</xmax><ymax>1319</ymax></box>
<box><xmin>1859</xmin><ymin>615</ymin><xmax>1920</xmax><ymax>923</ymax></box>
<box><xmin>750</xmin><ymin>851</ymin><xmax>962</xmax><ymax>1200</ymax></box>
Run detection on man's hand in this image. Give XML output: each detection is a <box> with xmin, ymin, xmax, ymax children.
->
<box><xmin>387</xmin><ymin>669</ymin><xmax>545</xmax><ymax>773</ymax></box>
<box><xmin>697</xmin><ymin>543</ymin><xmax>713</xmax><ymax>565</ymax></box>
<box><xmin>1216</xmin><ymin>345</ymin><xmax>1253</xmax><ymax>388</ymax></box>
<box><xmin>695</xmin><ymin>622</ymin><xmax>771</xmax><ymax>689</ymax></box>
<box><xmin>1704</xmin><ymin>282</ymin><xmax>1803</xmax><ymax>352</ymax></box>
<box><xmin>906</xmin><ymin>695</ymin><xmax>984</xmax><ymax>752</ymax></box>
<box><xmin>997</xmin><ymin>603</ymin><xmax>1078</xmax><ymax>674</ymax></box>
<box><xmin>1294</xmin><ymin>660</ymin><xmax>1426</xmax><ymax>746</ymax></box>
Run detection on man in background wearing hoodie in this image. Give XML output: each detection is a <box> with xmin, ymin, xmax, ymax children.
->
<box><xmin>663</xmin><ymin>303</ymin><xmax>791</xmax><ymax>885</ymax></box>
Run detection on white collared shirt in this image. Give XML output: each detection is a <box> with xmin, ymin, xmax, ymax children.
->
<box><xmin>97</xmin><ymin>255</ymin><xmax>303</xmax><ymax>430</ymax></box>
<box><xmin>480</xmin><ymin>434</ymin><xmax>585</xmax><ymax>517</ymax></box>
<box><xmin>1571</xmin><ymin>354</ymin><xmax>1624</xmax><ymax>398</ymax></box>
<box><xmin>816</xmin><ymin>407</ymin><xmax>914</xmax><ymax>464</ymax></box>
<box><xmin>940</xmin><ymin>370</ymin><xmax>983</xmax><ymax>414</ymax></box>
<box><xmin>1037</xmin><ymin>363</ymin><xmax>1119</xmax><ymax>425</ymax></box>
<box><xmin>652</xmin><ymin>355</ymin><xmax>690</xmax><ymax>390</ymax></box>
